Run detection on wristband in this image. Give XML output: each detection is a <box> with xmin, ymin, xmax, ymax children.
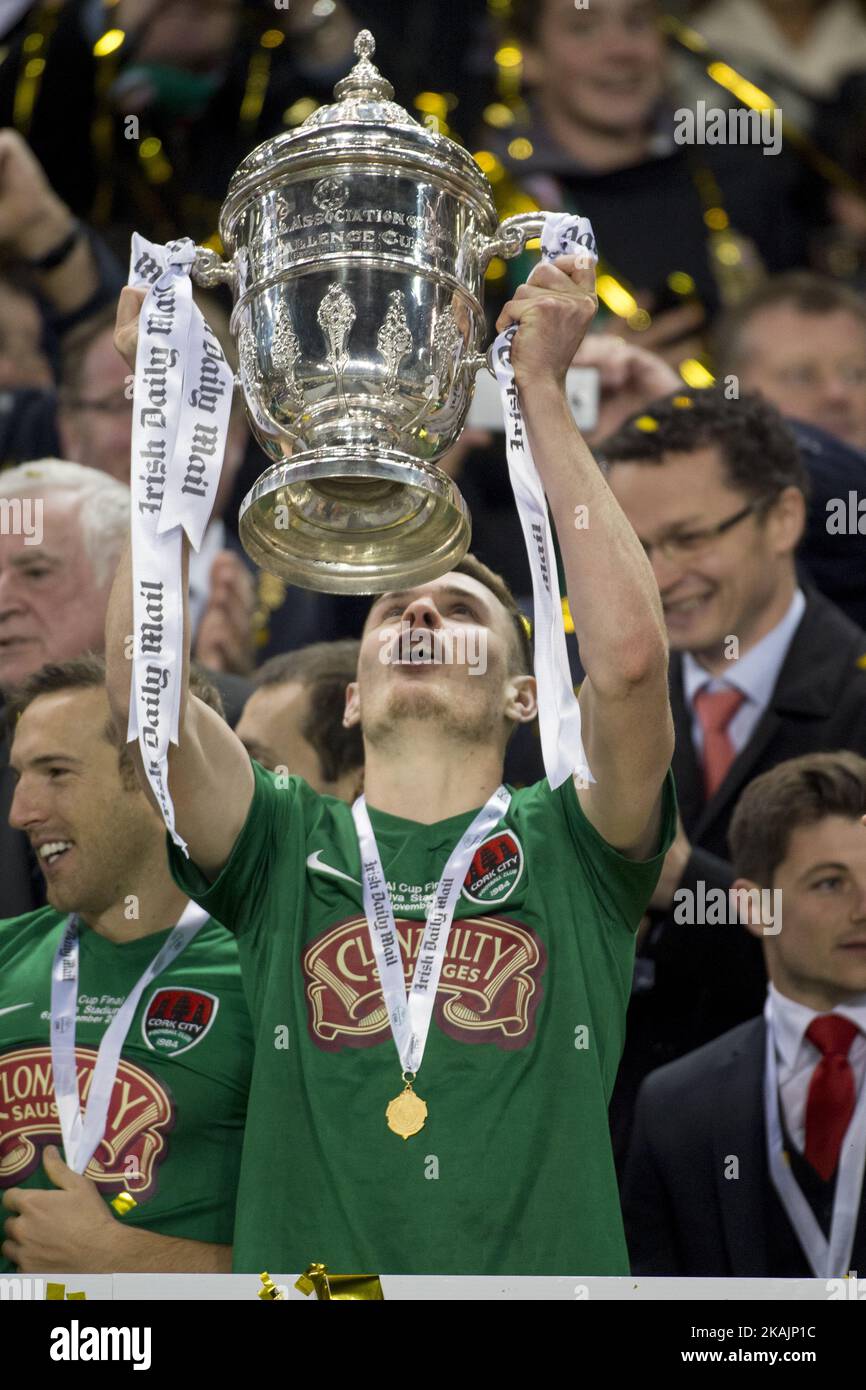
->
<box><xmin>23</xmin><ymin>219</ymin><xmax>82</xmax><ymax>271</ymax></box>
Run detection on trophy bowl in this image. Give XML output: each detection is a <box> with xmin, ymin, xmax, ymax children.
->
<box><xmin>193</xmin><ymin>30</ymin><xmax>547</xmax><ymax>594</ymax></box>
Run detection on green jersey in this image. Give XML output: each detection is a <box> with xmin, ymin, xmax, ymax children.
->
<box><xmin>169</xmin><ymin>761</ymin><xmax>676</xmax><ymax>1275</ymax></box>
<box><xmin>0</xmin><ymin>908</ymin><xmax>253</xmax><ymax>1273</ymax></box>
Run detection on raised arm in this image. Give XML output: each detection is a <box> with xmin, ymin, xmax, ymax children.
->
<box><xmin>0</xmin><ymin>129</ymin><xmax>120</xmax><ymax>325</ymax></box>
<box><xmin>105</xmin><ymin>289</ymin><xmax>254</xmax><ymax>879</ymax></box>
<box><xmin>496</xmin><ymin>254</ymin><xmax>674</xmax><ymax>859</ymax></box>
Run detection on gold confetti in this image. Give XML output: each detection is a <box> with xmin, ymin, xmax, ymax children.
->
<box><xmin>258</xmin><ymin>1271</ymin><xmax>285</xmax><ymax>1300</ymax></box>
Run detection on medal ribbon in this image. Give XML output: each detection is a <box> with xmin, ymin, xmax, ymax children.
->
<box><xmin>50</xmin><ymin>902</ymin><xmax>209</xmax><ymax>1175</ymax></box>
<box><xmin>763</xmin><ymin>997</ymin><xmax>866</xmax><ymax>1277</ymax></box>
<box><xmin>491</xmin><ymin>212</ymin><xmax>597</xmax><ymax>789</ymax></box>
<box><xmin>352</xmin><ymin>786</ymin><xmax>512</xmax><ymax>1076</ymax></box>
<box><xmin>126</xmin><ymin>234</ymin><xmax>234</xmax><ymax>853</ymax></box>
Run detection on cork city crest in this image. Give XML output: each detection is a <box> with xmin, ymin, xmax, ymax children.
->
<box><xmin>461</xmin><ymin>830</ymin><xmax>524</xmax><ymax>906</ymax></box>
<box><xmin>0</xmin><ymin>1046</ymin><xmax>174</xmax><ymax>1197</ymax></box>
<box><xmin>302</xmin><ymin>915</ymin><xmax>546</xmax><ymax>1052</ymax></box>
<box><xmin>142</xmin><ymin>987</ymin><xmax>218</xmax><ymax>1056</ymax></box>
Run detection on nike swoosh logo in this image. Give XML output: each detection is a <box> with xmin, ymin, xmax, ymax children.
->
<box><xmin>0</xmin><ymin>1003</ymin><xmax>32</xmax><ymax>1018</ymax></box>
<box><xmin>306</xmin><ymin>851</ymin><xmax>360</xmax><ymax>887</ymax></box>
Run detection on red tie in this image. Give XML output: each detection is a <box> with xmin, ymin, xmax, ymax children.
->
<box><xmin>803</xmin><ymin>1015</ymin><xmax>860</xmax><ymax>1181</ymax></box>
<box><xmin>693</xmin><ymin>686</ymin><xmax>746</xmax><ymax>798</ymax></box>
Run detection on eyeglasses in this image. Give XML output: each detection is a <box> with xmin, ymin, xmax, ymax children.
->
<box><xmin>638</xmin><ymin>500</ymin><xmax>765</xmax><ymax>563</ymax></box>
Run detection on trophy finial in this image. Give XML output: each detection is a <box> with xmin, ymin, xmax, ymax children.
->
<box><xmin>333</xmin><ymin>29</ymin><xmax>394</xmax><ymax>102</ymax></box>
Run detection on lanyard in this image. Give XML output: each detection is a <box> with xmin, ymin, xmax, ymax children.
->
<box><xmin>50</xmin><ymin>901</ymin><xmax>209</xmax><ymax>1175</ymax></box>
<box><xmin>352</xmin><ymin>786</ymin><xmax>512</xmax><ymax>1078</ymax></box>
<box><xmin>764</xmin><ymin>999</ymin><xmax>866</xmax><ymax>1277</ymax></box>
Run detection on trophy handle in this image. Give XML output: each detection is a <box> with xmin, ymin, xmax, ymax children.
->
<box><xmin>477</xmin><ymin>212</ymin><xmax>547</xmax><ymax>272</ymax></box>
<box><xmin>457</xmin><ymin>214</ymin><xmax>546</xmax><ymax>378</ymax></box>
<box><xmin>191</xmin><ymin>246</ymin><xmax>235</xmax><ymax>288</ymax></box>
<box><xmin>466</xmin><ymin>213</ymin><xmax>548</xmax><ymax>376</ymax></box>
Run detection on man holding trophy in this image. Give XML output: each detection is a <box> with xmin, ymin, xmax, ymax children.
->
<box><xmin>105</xmin><ymin>33</ymin><xmax>675</xmax><ymax>1275</ymax></box>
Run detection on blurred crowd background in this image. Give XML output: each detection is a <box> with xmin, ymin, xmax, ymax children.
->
<box><xmin>3</xmin><ymin>0</ymin><xmax>866</xmax><ymax>1277</ymax></box>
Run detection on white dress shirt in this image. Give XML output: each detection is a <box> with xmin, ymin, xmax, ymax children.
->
<box><xmin>682</xmin><ymin>588</ymin><xmax>806</xmax><ymax>760</ymax></box>
<box><xmin>767</xmin><ymin>982</ymin><xmax>866</xmax><ymax>1154</ymax></box>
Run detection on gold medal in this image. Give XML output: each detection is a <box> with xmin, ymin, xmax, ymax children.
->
<box><xmin>386</xmin><ymin>1073</ymin><xmax>428</xmax><ymax>1140</ymax></box>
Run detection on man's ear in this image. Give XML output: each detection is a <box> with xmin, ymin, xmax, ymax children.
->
<box><xmin>344</xmin><ymin>680</ymin><xmax>360</xmax><ymax>730</ymax></box>
<box><xmin>730</xmin><ymin>877</ymin><xmax>767</xmax><ymax>940</ymax></box>
<box><xmin>504</xmin><ymin>674</ymin><xmax>537</xmax><ymax>727</ymax></box>
<box><xmin>770</xmin><ymin>483</ymin><xmax>807</xmax><ymax>557</ymax></box>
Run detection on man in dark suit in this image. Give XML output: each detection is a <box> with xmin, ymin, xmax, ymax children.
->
<box><xmin>787</xmin><ymin>419</ymin><xmax>866</xmax><ymax>634</ymax></box>
<box><xmin>622</xmin><ymin>751</ymin><xmax>866</xmax><ymax>1276</ymax></box>
<box><xmin>0</xmin><ymin>458</ymin><xmax>250</xmax><ymax>918</ymax></box>
<box><xmin>713</xmin><ymin>273</ymin><xmax>866</xmax><ymax>629</ymax></box>
<box><xmin>601</xmin><ymin>388</ymin><xmax>866</xmax><ymax>1159</ymax></box>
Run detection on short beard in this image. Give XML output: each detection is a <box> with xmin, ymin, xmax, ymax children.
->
<box><xmin>364</xmin><ymin>684</ymin><xmax>501</xmax><ymax>750</ymax></box>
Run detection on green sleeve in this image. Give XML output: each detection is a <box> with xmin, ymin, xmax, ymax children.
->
<box><xmin>553</xmin><ymin>766</ymin><xmax>678</xmax><ymax>932</ymax></box>
<box><xmin>167</xmin><ymin>759</ymin><xmax>303</xmax><ymax>938</ymax></box>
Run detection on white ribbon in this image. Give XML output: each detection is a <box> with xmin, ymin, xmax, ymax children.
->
<box><xmin>50</xmin><ymin>902</ymin><xmax>209</xmax><ymax>1175</ymax></box>
<box><xmin>126</xmin><ymin>235</ymin><xmax>234</xmax><ymax>852</ymax></box>
<box><xmin>491</xmin><ymin>213</ymin><xmax>597</xmax><ymax>789</ymax></box>
<box><xmin>764</xmin><ymin>998</ymin><xmax>866</xmax><ymax>1276</ymax></box>
<box><xmin>352</xmin><ymin>786</ymin><xmax>512</xmax><ymax>1077</ymax></box>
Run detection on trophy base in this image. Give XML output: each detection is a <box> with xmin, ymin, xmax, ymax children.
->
<box><xmin>238</xmin><ymin>447</ymin><xmax>472</xmax><ymax>594</ymax></box>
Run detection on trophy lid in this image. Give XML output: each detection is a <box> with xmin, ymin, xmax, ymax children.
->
<box><xmin>220</xmin><ymin>30</ymin><xmax>496</xmax><ymax>240</ymax></box>
<box><xmin>332</xmin><ymin>29</ymin><xmax>400</xmax><ymax>108</ymax></box>
<box><xmin>294</xmin><ymin>30</ymin><xmax>405</xmax><ymax>128</ymax></box>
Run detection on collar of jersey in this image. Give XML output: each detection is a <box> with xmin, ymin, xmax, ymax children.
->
<box><xmin>70</xmin><ymin>919</ymin><xmax>180</xmax><ymax>964</ymax></box>
<box><xmin>364</xmin><ymin>794</ymin><xmax>510</xmax><ymax>853</ymax></box>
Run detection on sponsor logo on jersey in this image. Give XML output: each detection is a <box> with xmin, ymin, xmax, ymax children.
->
<box><xmin>142</xmin><ymin>988</ymin><xmax>218</xmax><ymax>1056</ymax></box>
<box><xmin>0</xmin><ymin>1004</ymin><xmax>32</xmax><ymax>1020</ymax></box>
<box><xmin>461</xmin><ymin>831</ymin><xmax>524</xmax><ymax>906</ymax></box>
<box><xmin>306</xmin><ymin>850</ymin><xmax>360</xmax><ymax>887</ymax></box>
<box><xmin>302</xmin><ymin>915</ymin><xmax>546</xmax><ymax>1051</ymax></box>
<box><xmin>0</xmin><ymin>1046</ymin><xmax>173</xmax><ymax>1197</ymax></box>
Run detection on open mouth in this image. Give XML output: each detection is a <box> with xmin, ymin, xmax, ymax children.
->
<box><xmin>664</xmin><ymin>593</ymin><xmax>714</xmax><ymax>618</ymax></box>
<box><xmin>393</xmin><ymin>633</ymin><xmax>440</xmax><ymax>666</ymax></box>
<box><xmin>37</xmin><ymin>840</ymin><xmax>73</xmax><ymax>868</ymax></box>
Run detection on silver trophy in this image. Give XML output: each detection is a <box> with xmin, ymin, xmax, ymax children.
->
<box><xmin>193</xmin><ymin>30</ymin><xmax>547</xmax><ymax>594</ymax></box>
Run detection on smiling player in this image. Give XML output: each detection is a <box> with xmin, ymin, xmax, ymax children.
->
<box><xmin>0</xmin><ymin>658</ymin><xmax>251</xmax><ymax>1273</ymax></box>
